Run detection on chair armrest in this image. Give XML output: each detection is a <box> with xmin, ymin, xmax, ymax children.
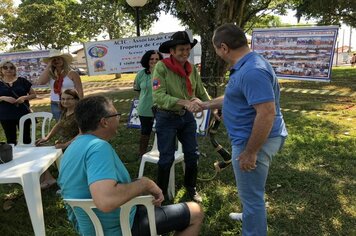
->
<box><xmin>64</xmin><ymin>195</ymin><xmax>158</xmax><ymax>236</ymax></box>
<box><xmin>120</xmin><ymin>195</ymin><xmax>157</xmax><ymax>236</ymax></box>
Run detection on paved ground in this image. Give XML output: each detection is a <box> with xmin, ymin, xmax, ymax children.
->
<box><xmin>31</xmin><ymin>81</ymin><xmax>132</xmax><ymax>105</ymax></box>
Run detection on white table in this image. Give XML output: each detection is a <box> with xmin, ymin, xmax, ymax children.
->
<box><xmin>0</xmin><ymin>146</ymin><xmax>62</xmax><ymax>236</ymax></box>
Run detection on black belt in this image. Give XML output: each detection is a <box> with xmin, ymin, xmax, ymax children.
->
<box><xmin>156</xmin><ymin>108</ymin><xmax>186</xmax><ymax>116</ymax></box>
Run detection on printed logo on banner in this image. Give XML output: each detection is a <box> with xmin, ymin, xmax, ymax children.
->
<box><xmin>88</xmin><ymin>45</ymin><xmax>108</xmax><ymax>58</ymax></box>
<box><xmin>94</xmin><ymin>60</ymin><xmax>105</xmax><ymax>72</ymax></box>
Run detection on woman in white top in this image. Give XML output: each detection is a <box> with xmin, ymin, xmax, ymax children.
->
<box><xmin>38</xmin><ymin>51</ymin><xmax>83</xmax><ymax>120</ymax></box>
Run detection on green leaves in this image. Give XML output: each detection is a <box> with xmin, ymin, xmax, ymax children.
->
<box><xmin>2</xmin><ymin>0</ymin><xmax>81</xmax><ymax>50</ymax></box>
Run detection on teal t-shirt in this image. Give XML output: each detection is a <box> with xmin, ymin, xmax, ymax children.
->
<box><xmin>58</xmin><ymin>134</ymin><xmax>136</xmax><ymax>236</ymax></box>
<box><xmin>133</xmin><ymin>69</ymin><xmax>154</xmax><ymax>117</ymax></box>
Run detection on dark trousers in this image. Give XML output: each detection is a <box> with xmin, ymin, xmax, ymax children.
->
<box><xmin>155</xmin><ymin>110</ymin><xmax>199</xmax><ymax>194</ymax></box>
<box><xmin>0</xmin><ymin>119</ymin><xmax>31</xmax><ymax>144</ymax></box>
<box><xmin>155</xmin><ymin>110</ymin><xmax>199</xmax><ymax>169</ymax></box>
<box><xmin>139</xmin><ymin>116</ymin><xmax>154</xmax><ymax>135</ymax></box>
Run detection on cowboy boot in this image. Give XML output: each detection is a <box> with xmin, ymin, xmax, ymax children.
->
<box><xmin>184</xmin><ymin>165</ymin><xmax>202</xmax><ymax>203</ymax></box>
<box><xmin>138</xmin><ymin>134</ymin><xmax>150</xmax><ymax>159</ymax></box>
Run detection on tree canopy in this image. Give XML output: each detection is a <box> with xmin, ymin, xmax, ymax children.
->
<box><xmin>2</xmin><ymin>0</ymin><xmax>81</xmax><ymax>50</ymax></box>
<box><xmin>1</xmin><ymin>0</ymin><xmax>354</xmax><ymax>88</ymax></box>
<box><xmin>157</xmin><ymin>0</ymin><xmax>290</xmax><ymax>95</ymax></box>
<box><xmin>293</xmin><ymin>0</ymin><xmax>356</xmax><ymax>28</ymax></box>
<box><xmin>0</xmin><ymin>0</ymin><xmax>165</xmax><ymax>50</ymax></box>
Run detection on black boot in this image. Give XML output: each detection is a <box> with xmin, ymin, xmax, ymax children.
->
<box><xmin>184</xmin><ymin>165</ymin><xmax>202</xmax><ymax>203</ymax></box>
<box><xmin>138</xmin><ymin>134</ymin><xmax>150</xmax><ymax>159</ymax></box>
<box><xmin>157</xmin><ymin>165</ymin><xmax>171</xmax><ymax>201</ymax></box>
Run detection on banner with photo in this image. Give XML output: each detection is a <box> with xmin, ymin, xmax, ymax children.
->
<box><xmin>83</xmin><ymin>31</ymin><xmax>194</xmax><ymax>75</ymax></box>
<box><xmin>0</xmin><ymin>50</ymin><xmax>51</xmax><ymax>83</ymax></box>
<box><xmin>127</xmin><ymin>99</ymin><xmax>211</xmax><ymax>136</ymax></box>
<box><xmin>252</xmin><ymin>26</ymin><xmax>339</xmax><ymax>82</ymax></box>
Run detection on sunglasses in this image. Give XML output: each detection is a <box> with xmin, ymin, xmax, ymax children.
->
<box><xmin>2</xmin><ymin>66</ymin><xmax>15</xmax><ymax>70</ymax></box>
<box><xmin>104</xmin><ymin>113</ymin><xmax>121</xmax><ymax>118</ymax></box>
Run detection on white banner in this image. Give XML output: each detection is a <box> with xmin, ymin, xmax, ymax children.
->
<box><xmin>252</xmin><ymin>26</ymin><xmax>339</xmax><ymax>82</ymax></box>
<box><xmin>84</xmin><ymin>31</ymin><xmax>194</xmax><ymax>75</ymax></box>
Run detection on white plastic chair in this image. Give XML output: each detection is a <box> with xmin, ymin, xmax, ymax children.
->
<box><xmin>138</xmin><ymin>134</ymin><xmax>185</xmax><ymax>200</ymax></box>
<box><xmin>64</xmin><ymin>195</ymin><xmax>158</xmax><ymax>236</ymax></box>
<box><xmin>18</xmin><ymin>112</ymin><xmax>53</xmax><ymax>146</ymax></box>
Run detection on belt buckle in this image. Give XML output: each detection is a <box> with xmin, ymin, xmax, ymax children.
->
<box><xmin>178</xmin><ymin>109</ymin><xmax>186</xmax><ymax>116</ymax></box>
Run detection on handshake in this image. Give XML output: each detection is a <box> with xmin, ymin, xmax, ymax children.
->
<box><xmin>184</xmin><ymin>98</ymin><xmax>208</xmax><ymax>113</ymax></box>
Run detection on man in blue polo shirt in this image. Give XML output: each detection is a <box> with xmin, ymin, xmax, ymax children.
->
<box><xmin>199</xmin><ymin>23</ymin><xmax>287</xmax><ymax>236</ymax></box>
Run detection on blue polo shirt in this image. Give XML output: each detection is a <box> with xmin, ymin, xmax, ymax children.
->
<box><xmin>222</xmin><ymin>51</ymin><xmax>287</xmax><ymax>145</ymax></box>
<box><xmin>58</xmin><ymin>134</ymin><xmax>136</xmax><ymax>236</ymax></box>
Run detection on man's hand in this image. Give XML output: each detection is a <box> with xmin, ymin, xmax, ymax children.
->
<box><xmin>186</xmin><ymin>98</ymin><xmax>203</xmax><ymax>112</ymax></box>
<box><xmin>142</xmin><ymin>177</ymin><xmax>164</xmax><ymax>206</ymax></box>
<box><xmin>238</xmin><ymin>150</ymin><xmax>257</xmax><ymax>171</ymax></box>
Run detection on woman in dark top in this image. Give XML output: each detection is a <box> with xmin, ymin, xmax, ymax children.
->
<box><xmin>0</xmin><ymin>60</ymin><xmax>36</xmax><ymax>144</ymax></box>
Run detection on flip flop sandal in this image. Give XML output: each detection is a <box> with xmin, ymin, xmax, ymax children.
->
<box><xmin>3</xmin><ymin>200</ymin><xmax>15</xmax><ymax>211</ymax></box>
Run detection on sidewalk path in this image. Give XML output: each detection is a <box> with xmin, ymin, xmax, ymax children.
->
<box><xmin>32</xmin><ymin>81</ymin><xmax>133</xmax><ymax>105</ymax></box>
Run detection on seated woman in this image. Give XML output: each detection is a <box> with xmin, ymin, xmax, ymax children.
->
<box><xmin>36</xmin><ymin>89</ymin><xmax>80</xmax><ymax>189</ymax></box>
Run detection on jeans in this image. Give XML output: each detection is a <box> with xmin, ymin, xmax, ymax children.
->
<box><xmin>51</xmin><ymin>101</ymin><xmax>61</xmax><ymax>121</ymax></box>
<box><xmin>232</xmin><ymin>136</ymin><xmax>285</xmax><ymax>236</ymax></box>
<box><xmin>155</xmin><ymin>110</ymin><xmax>199</xmax><ymax>169</ymax></box>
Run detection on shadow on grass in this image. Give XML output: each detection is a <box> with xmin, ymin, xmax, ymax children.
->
<box><xmin>267</xmin><ymin>113</ymin><xmax>355</xmax><ymax>236</ymax></box>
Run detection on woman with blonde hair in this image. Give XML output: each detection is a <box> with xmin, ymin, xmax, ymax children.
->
<box><xmin>38</xmin><ymin>51</ymin><xmax>83</xmax><ymax>121</ymax></box>
<box><xmin>0</xmin><ymin>60</ymin><xmax>36</xmax><ymax>144</ymax></box>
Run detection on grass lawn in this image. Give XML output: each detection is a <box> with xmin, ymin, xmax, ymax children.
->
<box><xmin>0</xmin><ymin>66</ymin><xmax>355</xmax><ymax>235</ymax></box>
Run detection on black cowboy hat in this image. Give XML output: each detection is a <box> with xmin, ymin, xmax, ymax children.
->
<box><xmin>159</xmin><ymin>31</ymin><xmax>198</xmax><ymax>53</ymax></box>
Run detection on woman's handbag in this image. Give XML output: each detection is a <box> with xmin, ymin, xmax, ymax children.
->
<box><xmin>0</xmin><ymin>142</ymin><xmax>13</xmax><ymax>164</ymax></box>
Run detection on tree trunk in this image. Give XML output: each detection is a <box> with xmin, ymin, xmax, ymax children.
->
<box><xmin>200</xmin><ymin>30</ymin><xmax>227</xmax><ymax>98</ymax></box>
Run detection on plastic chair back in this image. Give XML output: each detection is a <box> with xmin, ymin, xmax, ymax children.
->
<box><xmin>18</xmin><ymin>112</ymin><xmax>53</xmax><ymax>146</ymax></box>
<box><xmin>138</xmin><ymin>134</ymin><xmax>185</xmax><ymax>199</ymax></box>
<box><xmin>64</xmin><ymin>195</ymin><xmax>158</xmax><ymax>236</ymax></box>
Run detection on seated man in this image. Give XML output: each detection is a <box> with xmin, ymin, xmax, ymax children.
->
<box><xmin>58</xmin><ymin>95</ymin><xmax>204</xmax><ymax>236</ymax></box>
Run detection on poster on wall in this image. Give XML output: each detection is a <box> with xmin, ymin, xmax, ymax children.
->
<box><xmin>0</xmin><ymin>50</ymin><xmax>51</xmax><ymax>83</ymax></box>
<box><xmin>83</xmin><ymin>31</ymin><xmax>194</xmax><ymax>75</ymax></box>
<box><xmin>127</xmin><ymin>99</ymin><xmax>211</xmax><ymax>136</ymax></box>
<box><xmin>251</xmin><ymin>26</ymin><xmax>338</xmax><ymax>82</ymax></box>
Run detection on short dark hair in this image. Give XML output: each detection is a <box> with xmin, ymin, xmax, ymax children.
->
<box><xmin>140</xmin><ymin>50</ymin><xmax>163</xmax><ymax>72</ymax></box>
<box><xmin>213</xmin><ymin>23</ymin><xmax>247</xmax><ymax>49</ymax></box>
<box><xmin>74</xmin><ymin>95</ymin><xmax>112</xmax><ymax>133</ymax></box>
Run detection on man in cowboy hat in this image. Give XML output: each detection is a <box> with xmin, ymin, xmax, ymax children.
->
<box><xmin>152</xmin><ymin>31</ymin><xmax>211</xmax><ymax>203</ymax></box>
